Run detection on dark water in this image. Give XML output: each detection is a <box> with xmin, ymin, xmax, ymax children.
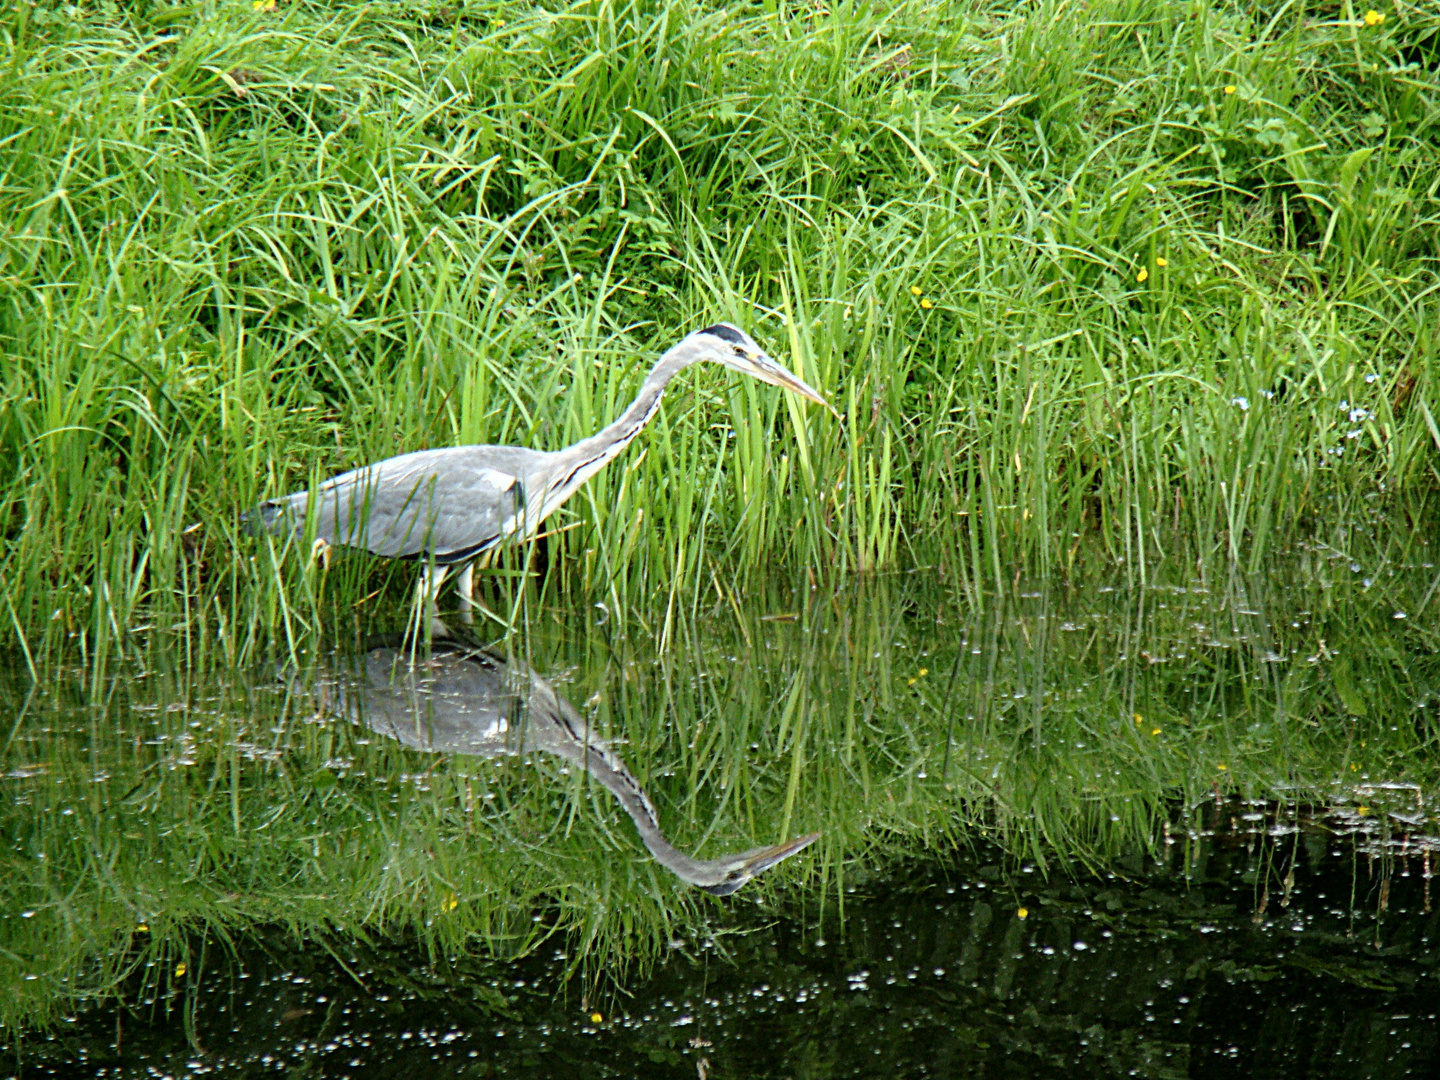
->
<box><xmin>6</xmin><ymin>559</ymin><xmax>1440</xmax><ymax>1077</ymax></box>
<box><xmin>14</xmin><ymin>800</ymin><xmax>1440</xmax><ymax>1077</ymax></box>
<box><xmin>16</xmin><ymin>809</ymin><xmax>1440</xmax><ymax>1079</ymax></box>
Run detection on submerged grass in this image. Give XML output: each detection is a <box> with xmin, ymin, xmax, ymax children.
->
<box><xmin>2</xmin><ymin>0</ymin><xmax>1440</xmax><ymax>657</ymax></box>
<box><xmin>5</xmin><ymin>537</ymin><xmax>1440</xmax><ymax>1030</ymax></box>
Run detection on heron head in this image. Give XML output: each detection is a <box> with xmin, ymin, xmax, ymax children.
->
<box><xmin>689</xmin><ymin>832</ymin><xmax>822</xmax><ymax>896</ymax></box>
<box><xmin>693</xmin><ymin>323</ymin><xmax>835</xmax><ymax>414</ymax></box>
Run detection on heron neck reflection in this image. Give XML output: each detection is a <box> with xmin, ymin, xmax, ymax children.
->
<box><xmin>327</xmin><ymin>644</ymin><xmax>817</xmax><ymax>894</ymax></box>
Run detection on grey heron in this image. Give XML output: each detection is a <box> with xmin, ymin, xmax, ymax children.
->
<box><xmin>244</xmin><ymin>324</ymin><xmax>831</xmax><ymax>616</ymax></box>
<box><xmin>324</xmin><ymin>642</ymin><xmax>819</xmax><ymax>894</ymax></box>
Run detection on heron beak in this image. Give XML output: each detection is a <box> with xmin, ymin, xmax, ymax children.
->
<box><xmin>750</xmin><ymin>353</ymin><xmax>839</xmax><ymax>417</ymax></box>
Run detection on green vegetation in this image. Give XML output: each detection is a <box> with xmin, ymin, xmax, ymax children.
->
<box><xmin>5</xmin><ymin>0</ymin><xmax>1440</xmax><ymax>1044</ymax></box>
<box><xmin>3</xmin><ymin>0</ymin><xmax>1440</xmax><ymax>659</ymax></box>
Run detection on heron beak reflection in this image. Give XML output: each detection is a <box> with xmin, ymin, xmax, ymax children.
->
<box><xmin>698</xmin><ymin>832</ymin><xmax>823</xmax><ymax>896</ymax></box>
<box><xmin>326</xmin><ymin>642</ymin><xmax>819</xmax><ymax>895</ymax></box>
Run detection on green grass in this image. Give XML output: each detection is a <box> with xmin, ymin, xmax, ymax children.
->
<box><xmin>2</xmin><ymin>0</ymin><xmax>1440</xmax><ymax>658</ymax></box>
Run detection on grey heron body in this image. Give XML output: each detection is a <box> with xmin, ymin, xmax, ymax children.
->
<box><xmin>327</xmin><ymin>642</ymin><xmax>818</xmax><ymax>893</ymax></box>
<box><xmin>244</xmin><ymin>324</ymin><xmax>830</xmax><ymax>615</ymax></box>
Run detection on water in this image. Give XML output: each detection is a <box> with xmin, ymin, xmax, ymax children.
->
<box><xmin>5</xmin><ymin>553</ymin><xmax>1440</xmax><ymax>1075</ymax></box>
<box><xmin>15</xmin><ymin>816</ymin><xmax>1440</xmax><ymax>1078</ymax></box>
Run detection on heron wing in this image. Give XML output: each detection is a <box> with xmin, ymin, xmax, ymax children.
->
<box><xmin>295</xmin><ymin>447</ymin><xmax>524</xmax><ymax>561</ymax></box>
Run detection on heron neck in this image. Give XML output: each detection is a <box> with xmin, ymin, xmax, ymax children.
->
<box><xmin>534</xmin><ymin>692</ymin><xmax>717</xmax><ymax>885</ymax></box>
<box><xmin>563</xmin><ymin>348</ymin><xmax>695</xmax><ymax>478</ymax></box>
<box><xmin>578</xmin><ymin>748</ymin><xmax>715</xmax><ymax>883</ymax></box>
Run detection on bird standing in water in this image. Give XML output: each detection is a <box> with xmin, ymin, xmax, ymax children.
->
<box><xmin>244</xmin><ymin>324</ymin><xmax>831</xmax><ymax>616</ymax></box>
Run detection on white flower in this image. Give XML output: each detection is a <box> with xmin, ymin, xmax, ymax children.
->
<box><xmin>1346</xmin><ymin>429</ymin><xmax>1362</xmax><ymax>439</ymax></box>
<box><xmin>1232</xmin><ymin>396</ymin><xmax>1250</xmax><ymax>411</ymax></box>
<box><xmin>1365</xmin><ymin>373</ymin><xmax>1380</xmax><ymax>384</ymax></box>
<box><xmin>1260</xmin><ymin>389</ymin><xmax>1275</xmax><ymax>399</ymax></box>
<box><xmin>1348</xmin><ymin>407</ymin><xmax>1372</xmax><ymax>423</ymax></box>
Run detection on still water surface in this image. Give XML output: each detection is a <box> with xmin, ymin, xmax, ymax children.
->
<box><xmin>5</xmin><ymin>553</ymin><xmax>1440</xmax><ymax>1076</ymax></box>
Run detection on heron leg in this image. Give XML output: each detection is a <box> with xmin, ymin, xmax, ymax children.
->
<box><xmin>403</xmin><ymin>563</ymin><xmax>453</xmax><ymax>648</ymax></box>
<box><xmin>416</xmin><ymin>563</ymin><xmax>451</xmax><ymax>617</ymax></box>
<box><xmin>452</xmin><ymin>558</ymin><xmax>510</xmax><ymax>629</ymax></box>
<box><xmin>456</xmin><ymin>562</ymin><xmax>474</xmax><ymax>624</ymax></box>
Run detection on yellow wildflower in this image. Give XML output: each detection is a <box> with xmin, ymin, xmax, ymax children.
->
<box><xmin>590</xmin><ymin>1012</ymin><xmax>603</xmax><ymax>1023</ymax></box>
<box><xmin>1217</xmin><ymin>763</ymin><xmax>1227</xmax><ymax>770</ymax></box>
<box><xmin>1137</xmin><ymin>268</ymin><xmax>1149</xmax><ymax>283</ymax></box>
<box><xmin>252</xmin><ymin>0</ymin><xmax>277</xmax><ymax>10</ymax></box>
<box><xmin>1134</xmin><ymin>713</ymin><xmax>1144</xmax><ymax>725</ymax></box>
<box><xmin>136</xmin><ymin>924</ymin><xmax>149</xmax><ymax>933</ymax></box>
<box><xmin>1364</xmin><ymin>10</ymin><xmax>1384</xmax><ymax>27</ymax></box>
<box><xmin>1223</xmin><ymin>85</ymin><xmax>1237</xmax><ymax>95</ymax></box>
<box><xmin>920</xmin><ymin>298</ymin><xmax>933</xmax><ymax>309</ymax></box>
<box><xmin>1017</xmin><ymin>906</ymin><xmax>1028</xmax><ymax>919</ymax></box>
<box><xmin>910</xmin><ymin>285</ymin><xmax>923</xmax><ymax>296</ymax></box>
<box><xmin>918</xmin><ymin>668</ymin><xmax>928</xmax><ymax>677</ymax></box>
<box><xmin>1155</xmin><ymin>257</ymin><xmax>1168</xmax><ymax>267</ymax></box>
<box><xmin>174</xmin><ymin>962</ymin><xmax>187</xmax><ymax>977</ymax></box>
<box><xmin>1151</xmin><ymin>727</ymin><xmax>1161</xmax><ymax>736</ymax></box>
<box><xmin>1357</xmin><ymin>806</ymin><xmax>1370</xmax><ymax>816</ymax></box>
<box><xmin>444</xmin><ymin>892</ymin><xmax>459</xmax><ymax>911</ymax></box>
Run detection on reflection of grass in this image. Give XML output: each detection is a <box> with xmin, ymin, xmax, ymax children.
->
<box><xmin>5</xmin><ymin>556</ymin><xmax>1440</xmax><ymax>1029</ymax></box>
<box><xmin>1284</xmin><ymin>954</ymin><xmax>1398</xmax><ymax>993</ymax></box>
<box><xmin>3</xmin><ymin>0</ymin><xmax>1440</xmax><ymax>659</ymax></box>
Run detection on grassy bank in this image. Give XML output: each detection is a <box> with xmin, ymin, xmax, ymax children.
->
<box><xmin>3</xmin><ymin>0</ymin><xmax>1440</xmax><ymax>655</ymax></box>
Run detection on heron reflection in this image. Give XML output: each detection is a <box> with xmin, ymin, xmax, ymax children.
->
<box><xmin>328</xmin><ymin>643</ymin><xmax>818</xmax><ymax>895</ymax></box>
